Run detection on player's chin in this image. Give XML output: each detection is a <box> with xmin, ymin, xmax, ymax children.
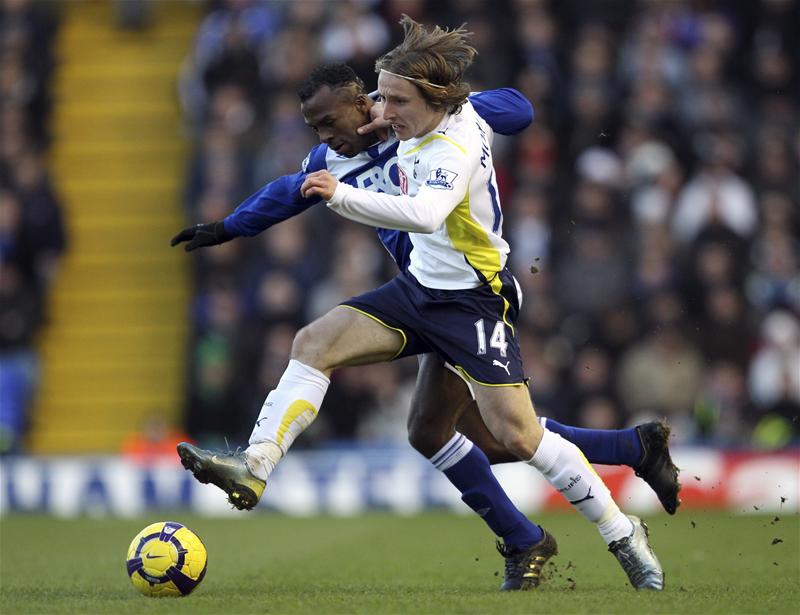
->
<box><xmin>330</xmin><ymin>141</ymin><xmax>354</xmax><ymax>157</ymax></box>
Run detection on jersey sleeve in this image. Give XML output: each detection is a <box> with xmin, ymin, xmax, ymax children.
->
<box><xmin>328</xmin><ymin>140</ymin><xmax>471</xmax><ymax>233</ymax></box>
<box><xmin>468</xmin><ymin>89</ymin><xmax>534</xmax><ymax>136</ymax></box>
<box><xmin>222</xmin><ymin>144</ymin><xmax>328</xmax><ymax>237</ymax></box>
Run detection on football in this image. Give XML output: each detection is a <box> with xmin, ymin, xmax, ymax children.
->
<box><xmin>125</xmin><ymin>521</ymin><xmax>207</xmax><ymax>597</ymax></box>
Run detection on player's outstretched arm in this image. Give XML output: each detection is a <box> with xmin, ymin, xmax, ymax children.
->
<box><xmin>170</xmin><ymin>145</ymin><xmax>328</xmax><ymax>250</ymax></box>
<box><xmin>323</xmin><ymin>136</ymin><xmax>470</xmax><ymax>234</ymax></box>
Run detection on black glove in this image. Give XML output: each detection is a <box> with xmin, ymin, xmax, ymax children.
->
<box><xmin>170</xmin><ymin>221</ymin><xmax>234</xmax><ymax>252</ymax></box>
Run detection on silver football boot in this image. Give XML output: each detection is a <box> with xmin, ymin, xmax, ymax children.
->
<box><xmin>177</xmin><ymin>442</ymin><xmax>266</xmax><ymax>510</ymax></box>
<box><xmin>608</xmin><ymin>515</ymin><xmax>664</xmax><ymax>590</ymax></box>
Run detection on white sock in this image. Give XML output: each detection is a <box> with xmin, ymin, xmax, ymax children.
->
<box><xmin>245</xmin><ymin>359</ymin><xmax>330</xmax><ymax>480</ymax></box>
<box><xmin>528</xmin><ymin>429</ymin><xmax>634</xmax><ymax>544</ymax></box>
<box><xmin>245</xmin><ymin>441</ymin><xmax>283</xmax><ymax>482</ymax></box>
<box><xmin>597</xmin><ymin>503</ymin><xmax>635</xmax><ymax>545</ymax></box>
<box><xmin>429</xmin><ymin>432</ymin><xmax>473</xmax><ymax>471</ymax></box>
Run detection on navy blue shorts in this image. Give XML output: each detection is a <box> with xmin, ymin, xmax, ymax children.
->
<box><xmin>341</xmin><ymin>270</ymin><xmax>525</xmax><ymax>385</ymax></box>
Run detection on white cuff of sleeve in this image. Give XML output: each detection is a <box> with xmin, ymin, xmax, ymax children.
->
<box><xmin>328</xmin><ymin>181</ymin><xmax>352</xmax><ymax>207</ymax></box>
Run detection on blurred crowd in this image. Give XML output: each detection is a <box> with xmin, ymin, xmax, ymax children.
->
<box><xmin>0</xmin><ymin>0</ymin><xmax>65</xmax><ymax>453</ymax></box>
<box><xmin>178</xmin><ymin>0</ymin><xmax>799</xmax><ymax>450</ymax></box>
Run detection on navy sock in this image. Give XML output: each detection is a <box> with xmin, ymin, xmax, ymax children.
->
<box><xmin>440</xmin><ymin>441</ymin><xmax>543</xmax><ymax>549</ymax></box>
<box><xmin>542</xmin><ymin>418</ymin><xmax>643</xmax><ymax>466</ymax></box>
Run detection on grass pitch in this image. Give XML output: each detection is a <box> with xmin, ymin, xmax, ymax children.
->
<box><xmin>1</xmin><ymin>511</ymin><xmax>797</xmax><ymax>614</ymax></box>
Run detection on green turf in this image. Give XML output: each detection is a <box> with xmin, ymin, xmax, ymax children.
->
<box><xmin>1</xmin><ymin>511</ymin><xmax>797</xmax><ymax>614</ymax></box>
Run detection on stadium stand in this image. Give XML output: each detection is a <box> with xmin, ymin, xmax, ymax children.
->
<box><xmin>23</xmin><ymin>1</ymin><xmax>202</xmax><ymax>452</ymax></box>
<box><xmin>0</xmin><ymin>0</ymin><xmax>62</xmax><ymax>453</ymax></box>
<box><xmin>4</xmin><ymin>0</ymin><xmax>797</xmax><ymax>456</ymax></box>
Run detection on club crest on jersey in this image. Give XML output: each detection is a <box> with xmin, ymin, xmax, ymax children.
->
<box><xmin>398</xmin><ymin>166</ymin><xmax>409</xmax><ymax>194</ymax></box>
<box><xmin>426</xmin><ymin>167</ymin><xmax>457</xmax><ymax>190</ymax></box>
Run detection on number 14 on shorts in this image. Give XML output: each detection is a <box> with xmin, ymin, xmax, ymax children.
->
<box><xmin>474</xmin><ymin>319</ymin><xmax>508</xmax><ymax>357</ymax></box>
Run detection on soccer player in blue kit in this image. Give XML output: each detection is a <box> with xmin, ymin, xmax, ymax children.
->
<box><xmin>174</xmin><ymin>39</ymin><xmax>676</xmax><ymax>588</ymax></box>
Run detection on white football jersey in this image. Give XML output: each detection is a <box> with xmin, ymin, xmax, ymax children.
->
<box><xmin>328</xmin><ymin>100</ymin><xmax>509</xmax><ymax>290</ymax></box>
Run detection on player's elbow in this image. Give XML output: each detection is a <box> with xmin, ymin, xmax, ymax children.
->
<box><xmin>414</xmin><ymin>221</ymin><xmax>439</xmax><ymax>234</ymax></box>
<box><xmin>508</xmin><ymin>88</ymin><xmax>534</xmax><ymax>128</ymax></box>
<box><xmin>520</xmin><ymin>98</ymin><xmax>534</xmax><ymax>129</ymax></box>
<box><xmin>412</xmin><ymin>211</ymin><xmax>445</xmax><ymax>234</ymax></box>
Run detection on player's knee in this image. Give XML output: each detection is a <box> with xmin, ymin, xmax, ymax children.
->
<box><xmin>290</xmin><ymin>324</ymin><xmax>312</xmax><ymax>357</ymax></box>
<box><xmin>407</xmin><ymin>425</ymin><xmax>442</xmax><ymax>458</ymax></box>
<box><xmin>407</xmin><ymin>413</ymin><xmax>450</xmax><ymax>458</ymax></box>
<box><xmin>290</xmin><ymin>324</ymin><xmax>328</xmax><ymax>370</ymax></box>
<box><xmin>501</xmin><ymin>418</ymin><xmax>545</xmax><ymax>460</ymax></box>
<box><xmin>501</xmin><ymin>432</ymin><xmax>536</xmax><ymax>461</ymax></box>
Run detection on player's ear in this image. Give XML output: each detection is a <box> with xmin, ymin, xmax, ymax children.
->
<box><xmin>354</xmin><ymin>93</ymin><xmax>371</xmax><ymax>114</ymax></box>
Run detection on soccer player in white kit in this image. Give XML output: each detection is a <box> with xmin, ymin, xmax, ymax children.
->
<box><xmin>180</xmin><ymin>18</ymin><xmax>664</xmax><ymax>591</ymax></box>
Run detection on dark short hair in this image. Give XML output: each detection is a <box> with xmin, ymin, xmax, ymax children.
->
<box><xmin>297</xmin><ymin>64</ymin><xmax>366</xmax><ymax>102</ymax></box>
